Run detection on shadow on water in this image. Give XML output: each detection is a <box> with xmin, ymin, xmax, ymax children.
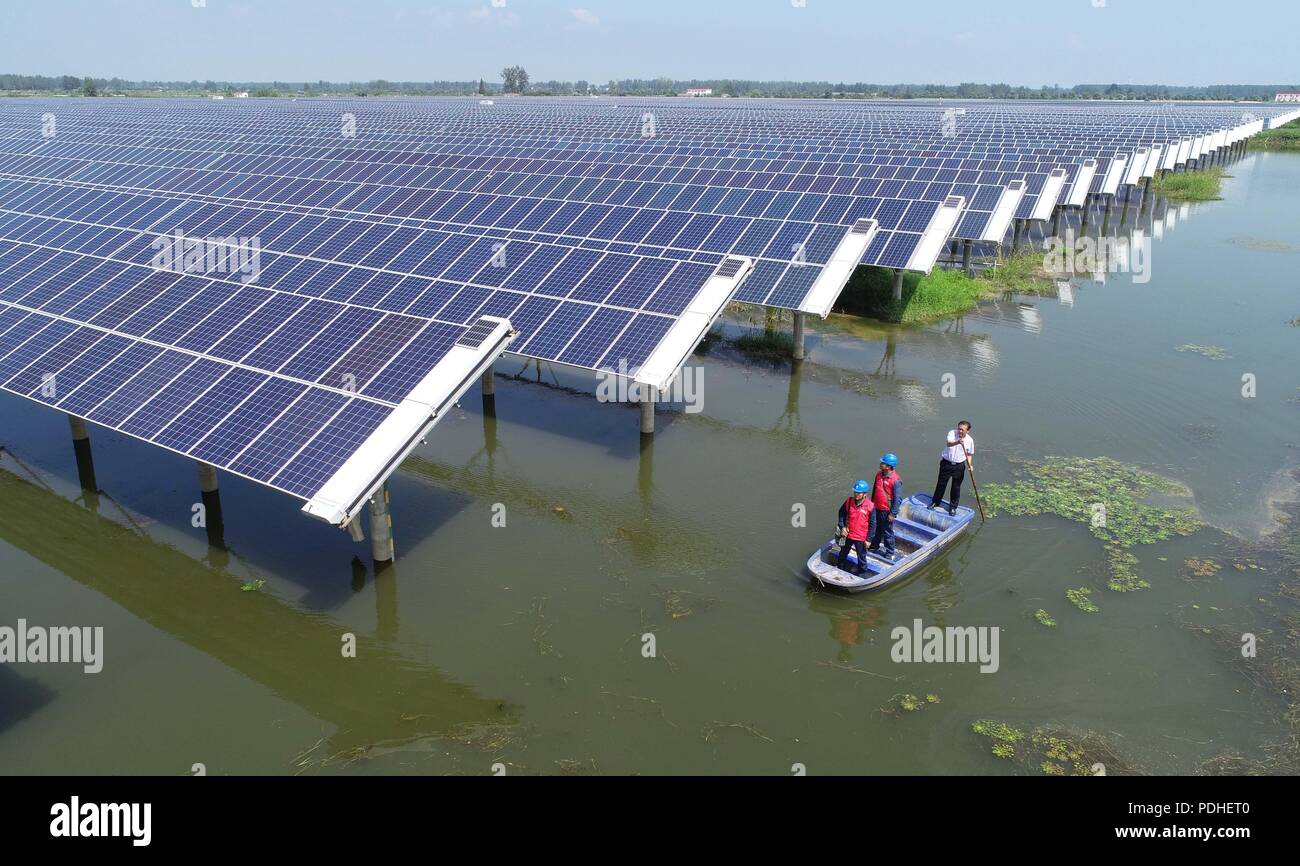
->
<box><xmin>0</xmin><ymin>665</ymin><xmax>56</xmax><ymax>736</ymax></box>
<box><xmin>0</xmin><ymin>462</ymin><xmax>515</xmax><ymax>760</ymax></box>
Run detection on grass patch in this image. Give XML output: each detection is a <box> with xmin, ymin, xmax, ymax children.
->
<box><xmin>1248</xmin><ymin>119</ymin><xmax>1300</xmax><ymax>152</ymax></box>
<box><xmin>835</xmin><ymin>251</ymin><xmax>1054</xmax><ymax>324</ymax></box>
<box><xmin>730</xmin><ymin>329</ymin><xmax>795</xmax><ymax>358</ymax></box>
<box><xmin>1152</xmin><ymin>165</ymin><xmax>1225</xmax><ymax>201</ymax></box>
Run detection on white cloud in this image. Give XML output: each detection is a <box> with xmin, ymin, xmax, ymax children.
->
<box><xmin>431</xmin><ymin>4</ymin><xmax>520</xmax><ymax>31</ymax></box>
<box><xmin>569</xmin><ymin>8</ymin><xmax>600</xmax><ymax>27</ymax></box>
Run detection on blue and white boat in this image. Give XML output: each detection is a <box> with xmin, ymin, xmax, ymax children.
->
<box><xmin>806</xmin><ymin>493</ymin><xmax>977</xmax><ymax>592</ymax></box>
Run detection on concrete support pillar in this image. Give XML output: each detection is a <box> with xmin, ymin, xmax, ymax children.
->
<box><xmin>481</xmin><ymin>364</ymin><xmax>496</xmax><ymax>416</ymax></box>
<box><xmin>369</xmin><ymin>484</ymin><xmax>394</xmax><ymax>566</ymax></box>
<box><xmin>892</xmin><ymin>268</ymin><xmax>904</xmax><ymax>301</ymax></box>
<box><xmin>792</xmin><ymin>312</ymin><xmax>805</xmax><ymax>361</ymax></box>
<box><xmin>639</xmin><ymin>389</ymin><xmax>655</xmax><ymax>436</ymax></box>
<box><xmin>196</xmin><ymin>461</ymin><xmax>225</xmax><ymax>548</ymax></box>
<box><xmin>67</xmin><ymin>415</ymin><xmax>97</xmax><ymax>493</ymax></box>
<box><xmin>962</xmin><ymin>239</ymin><xmax>973</xmax><ymax>277</ymax></box>
<box><xmin>1012</xmin><ymin>219</ymin><xmax>1024</xmax><ymax>253</ymax></box>
<box><xmin>197</xmin><ymin>461</ymin><xmax>219</xmax><ymax>493</ymax></box>
<box><xmin>1050</xmin><ymin>209</ymin><xmax>1062</xmax><ymax>239</ymax></box>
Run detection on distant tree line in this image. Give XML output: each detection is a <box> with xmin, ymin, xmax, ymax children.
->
<box><xmin>2</xmin><ymin>72</ymin><xmax>1295</xmax><ymax>102</ymax></box>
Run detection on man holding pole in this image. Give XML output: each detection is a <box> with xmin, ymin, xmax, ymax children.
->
<box><xmin>930</xmin><ymin>421</ymin><xmax>974</xmax><ymax>516</ymax></box>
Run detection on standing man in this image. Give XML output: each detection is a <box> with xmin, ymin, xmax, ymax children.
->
<box><xmin>868</xmin><ymin>454</ymin><xmax>902</xmax><ymax>562</ymax></box>
<box><xmin>836</xmin><ymin>480</ymin><xmax>876</xmax><ymax>575</ymax></box>
<box><xmin>931</xmin><ymin>420</ymin><xmax>974</xmax><ymax>516</ymax></box>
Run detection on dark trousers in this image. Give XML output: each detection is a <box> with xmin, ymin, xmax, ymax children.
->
<box><xmin>836</xmin><ymin>538</ymin><xmax>868</xmax><ymax>573</ymax></box>
<box><xmin>932</xmin><ymin>458</ymin><xmax>966</xmax><ymax>509</ymax></box>
<box><xmin>869</xmin><ymin>517</ymin><xmax>895</xmax><ymax>555</ymax></box>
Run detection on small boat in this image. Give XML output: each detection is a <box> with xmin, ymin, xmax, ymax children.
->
<box><xmin>806</xmin><ymin>493</ymin><xmax>977</xmax><ymax>592</ymax></box>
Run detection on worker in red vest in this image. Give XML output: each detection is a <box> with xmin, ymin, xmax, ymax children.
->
<box><xmin>868</xmin><ymin>453</ymin><xmax>902</xmax><ymax>562</ymax></box>
<box><xmin>836</xmin><ymin>480</ymin><xmax>876</xmax><ymax>575</ymax></box>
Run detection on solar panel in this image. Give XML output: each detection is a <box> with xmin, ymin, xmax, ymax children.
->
<box><xmin>0</xmin><ymin>97</ymin><xmax>1285</xmax><ymax>522</ymax></box>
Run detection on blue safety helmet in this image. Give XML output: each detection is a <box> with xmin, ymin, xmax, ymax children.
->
<box><xmin>853</xmin><ymin>480</ymin><xmax>870</xmax><ymax>494</ymax></box>
<box><xmin>880</xmin><ymin>453</ymin><xmax>899</xmax><ymax>468</ymax></box>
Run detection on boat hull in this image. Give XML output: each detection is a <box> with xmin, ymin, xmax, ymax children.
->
<box><xmin>806</xmin><ymin>493</ymin><xmax>976</xmax><ymax>592</ymax></box>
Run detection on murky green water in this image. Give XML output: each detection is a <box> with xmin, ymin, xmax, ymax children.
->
<box><xmin>2</xmin><ymin>154</ymin><xmax>1298</xmax><ymax>776</ymax></box>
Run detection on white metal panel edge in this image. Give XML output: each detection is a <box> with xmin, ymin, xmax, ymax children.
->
<box><xmin>800</xmin><ymin>220</ymin><xmax>878</xmax><ymax>318</ymax></box>
<box><xmin>904</xmin><ymin>195</ymin><xmax>966</xmax><ymax>273</ymax></box>
<box><xmin>634</xmin><ymin>256</ymin><xmax>751</xmax><ymax>393</ymax></box>
<box><xmin>1100</xmin><ymin>153</ymin><xmax>1129</xmax><ymax>195</ymax></box>
<box><xmin>982</xmin><ymin>180</ymin><xmax>1027</xmax><ymax>240</ymax></box>
<box><xmin>1066</xmin><ymin>162</ymin><xmax>1097</xmax><ymax>207</ymax></box>
<box><xmin>1029</xmin><ymin>170</ymin><xmax>1067</xmax><ymax>221</ymax></box>
<box><xmin>1122</xmin><ymin>148</ymin><xmax>1148</xmax><ymax>185</ymax></box>
<box><xmin>303</xmin><ymin>316</ymin><xmax>514</xmax><ymax>526</ymax></box>
<box><xmin>1161</xmin><ymin>142</ymin><xmax>1180</xmax><ymax>171</ymax></box>
<box><xmin>1141</xmin><ymin>145</ymin><xmax>1163</xmax><ymax>178</ymax></box>
<box><xmin>1176</xmin><ymin>137</ymin><xmax>1193</xmax><ymax>164</ymax></box>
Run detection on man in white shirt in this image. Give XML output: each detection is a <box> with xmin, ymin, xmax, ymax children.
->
<box><xmin>930</xmin><ymin>421</ymin><xmax>974</xmax><ymax>516</ymax></box>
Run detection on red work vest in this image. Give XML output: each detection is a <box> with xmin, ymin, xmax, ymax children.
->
<box><xmin>873</xmin><ymin>471</ymin><xmax>899</xmax><ymax>512</ymax></box>
<box><xmin>842</xmin><ymin>495</ymin><xmax>874</xmax><ymax>541</ymax></box>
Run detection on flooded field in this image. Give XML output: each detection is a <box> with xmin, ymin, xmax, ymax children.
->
<box><xmin>2</xmin><ymin>153</ymin><xmax>1298</xmax><ymax>776</ymax></box>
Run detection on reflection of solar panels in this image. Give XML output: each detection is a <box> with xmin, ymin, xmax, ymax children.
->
<box><xmin>0</xmin><ymin>97</ymin><xmax>1288</xmax><ymax>519</ymax></box>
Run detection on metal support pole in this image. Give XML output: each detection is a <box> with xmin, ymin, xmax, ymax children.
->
<box><xmin>369</xmin><ymin>484</ymin><xmax>394</xmax><ymax>565</ymax></box>
<box><xmin>197</xmin><ymin>461</ymin><xmax>219</xmax><ymax>494</ymax></box>
<box><xmin>892</xmin><ymin>268</ymin><xmax>904</xmax><ymax>301</ymax></box>
<box><xmin>196</xmin><ymin>461</ymin><xmax>225</xmax><ymax>548</ymax></box>
<box><xmin>347</xmin><ymin>517</ymin><xmax>365</xmax><ymax>543</ymax></box>
<box><xmin>639</xmin><ymin>389</ymin><xmax>655</xmax><ymax>436</ymax></box>
<box><xmin>1050</xmin><ymin>209</ymin><xmax>1062</xmax><ymax>240</ymax></box>
<box><xmin>481</xmin><ymin>363</ymin><xmax>496</xmax><ymax>416</ymax></box>
<box><xmin>67</xmin><ymin>415</ymin><xmax>97</xmax><ymax>493</ymax></box>
<box><xmin>792</xmin><ymin>312</ymin><xmax>805</xmax><ymax>361</ymax></box>
<box><xmin>962</xmin><ymin>239</ymin><xmax>973</xmax><ymax>277</ymax></box>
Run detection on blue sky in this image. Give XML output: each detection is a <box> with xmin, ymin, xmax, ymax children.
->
<box><xmin>4</xmin><ymin>0</ymin><xmax>1297</xmax><ymax>85</ymax></box>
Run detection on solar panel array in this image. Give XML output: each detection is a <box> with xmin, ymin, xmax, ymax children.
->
<box><xmin>0</xmin><ymin>97</ymin><xmax>1291</xmax><ymax>516</ymax></box>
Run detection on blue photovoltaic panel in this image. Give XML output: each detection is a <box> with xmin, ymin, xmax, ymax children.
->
<box><xmin>0</xmin><ymin>96</ymin><xmax>1279</xmax><ymax>510</ymax></box>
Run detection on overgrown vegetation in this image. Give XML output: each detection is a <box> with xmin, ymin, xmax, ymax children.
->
<box><xmin>834</xmin><ymin>251</ymin><xmax>1055</xmax><ymax>324</ymax></box>
<box><xmin>1153</xmin><ymin>165</ymin><xmax>1226</xmax><ymax>201</ymax></box>
<box><xmin>1176</xmin><ymin>343</ymin><xmax>1232</xmax><ymax>360</ymax></box>
<box><xmin>1248</xmin><ymin>118</ymin><xmax>1300</xmax><ymax>152</ymax></box>
<box><xmin>731</xmin><ymin>330</ymin><xmax>795</xmax><ymax>358</ymax></box>
<box><xmin>984</xmin><ymin>457</ymin><xmax>1203</xmax><ymax>592</ymax></box>
<box><xmin>972</xmin><ymin>720</ymin><xmax>1141</xmax><ymax>775</ymax></box>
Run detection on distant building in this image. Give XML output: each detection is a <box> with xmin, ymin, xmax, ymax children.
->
<box><xmin>234</xmin><ymin>91</ymin><xmax>250</xmax><ymax>98</ymax></box>
<box><xmin>682</xmin><ymin>87</ymin><xmax>713</xmax><ymax>97</ymax></box>
<box><xmin>1276</xmin><ymin>92</ymin><xmax>1300</xmax><ymax>102</ymax></box>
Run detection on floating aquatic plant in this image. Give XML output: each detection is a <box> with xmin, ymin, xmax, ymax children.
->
<box><xmin>1185</xmin><ymin>558</ymin><xmax>1222</xmax><ymax>578</ymax></box>
<box><xmin>1176</xmin><ymin>344</ymin><xmax>1232</xmax><ymax>360</ymax></box>
<box><xmin>972</xmin><ymin>720</ymin><xmax>1025</xmax><ymax>760</ymax></box>
<box><xmin>984</xmin><ymin>456</ymin><xmax>1202</xmax><ymax>594</ymax></box>
<box><xmin>1034</xmin><ymin>609</ymin><xmax>1057</xmax><ymax>627</ymax></box>
<box><xmin>1067</xmin><ymin>587</ymin><xmax>1099</xmax><ymax>613</ymax></box>
<box><xmin>973</xmin><ymin>720</ymin><xmax>1139</xmax><ymax>775</ymax></box>
<box><xmin>240</xmin><ymin>579</ymin><xmax>266</xmax><ymax>593</ymax></box>
<box><xmin>882</xmin><ymin>693</ymin><xmax>941</xmax><ymax>715</ymax></box>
